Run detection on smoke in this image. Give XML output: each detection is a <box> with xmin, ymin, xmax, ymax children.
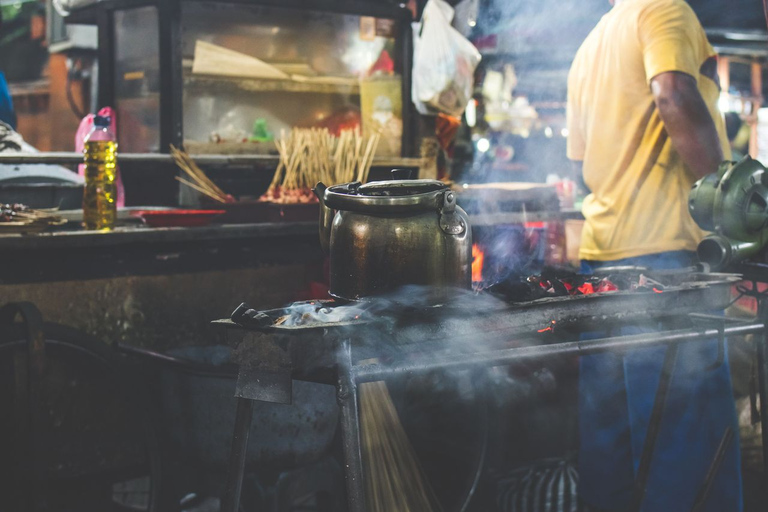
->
<box><xmin>456</xmin><ymin>0</ymin><xmax>610</xmax><ymax>182</ymax></box>
<box><xmin>473</xmin><ymin>0</ymin><xmax>608</xmax><ymax>99</ymax></box>
<box><xmin>277</xmin><ymin>300</ymin><xmax>368</xmax><ymax>327</ymax></box>
<box><xmin>450</xmin><ymin>1</ymin><xmax>611</xmax><ymax>282</ymax></box>
<box><xmin>261</xmin><ymin>270</ymin><xmax>736</xmax><ymax>504</ymax></box>
<box><xmin>278</xmin><ymin>285</ymin><xmax>501</xmax><ymax>326</ymax></box>
<box><xmin>270</xmin><ymin>272</ymin><xmax>731</xmax><ymax>356</ymax></box>
<box><xmin>271</xmin><ymin>283</ymin><xmax>580</xmax><ymax>374</ymax></box>
<box><xmin>271</xmin><ymin>285</ymin><xmax>526</xmax><ymax>504</ymax></box>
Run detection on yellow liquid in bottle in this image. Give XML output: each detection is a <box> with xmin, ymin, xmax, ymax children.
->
<box><xmin>82</xmin><ymin>140</ymin><xmax>118</xmax><ymax>230</ymax></box>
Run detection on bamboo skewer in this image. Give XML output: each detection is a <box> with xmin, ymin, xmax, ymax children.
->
<box><xmin>358</xmin><ymin>132</ymin><xmax>381</xmax><ymax>184</ymax></box>
<box><xmin>170</xmin><ymin>145</ymin><xmax>231</xmax><ymax>203</ymax></box>
<box><xmin>173</xmin><ymin>176</ymin><xmax>227</xmax><ymax>202</ymax></box>
<box><xmin>171</xmin><ymin>146</ymin><xmax>221</xmax><ymax>193</ymax></box>
<box><xmin>360</xmin><ymin>376</ymin><xmax>443</xmax><ymax>512</ymax></box>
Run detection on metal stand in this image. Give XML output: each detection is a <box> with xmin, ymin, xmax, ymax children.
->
<box><xmin>221</xmin><ymin>398</ymin><xmax>254</xmax><ymax>512</ymax></box>
<box><xmin>690</xmin><ymin>426</ymin><xmax>734</xmax><ymax>512</ymax></box>
<box><xmin>220</xmin><ymin>317</ymin><xmax>767</xmax><ymax>512</ymax></box>
<box><xmin>629</xmin><ymin>343</ymin><xmax>679</xmax><ymax>512</ymax></box>
<box><xmin>337</xmin><ymin>340</ymin><xmax>366</xmax><ymax>512</ymax></box>
<box><xmin>2</xmin><ymin>302</ymin><xmax>46</xmax><ymax>512</ymax></box>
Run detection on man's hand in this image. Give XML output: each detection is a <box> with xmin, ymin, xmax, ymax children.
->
<box><xmin>651</xmin><ymin>71</ymin><xmax>724</xmax><ymax>179</ymax></box>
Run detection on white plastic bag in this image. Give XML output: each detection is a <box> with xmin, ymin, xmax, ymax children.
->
<box><xmin>412</xmin><ymin>0</ymin><xmax>481</xmax><ymax>117</ymax></box>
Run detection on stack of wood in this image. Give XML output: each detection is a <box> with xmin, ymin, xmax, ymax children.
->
<box><xmin>262</xmin><ymin>127</ymin><xmax>380</xmax><ymax>204</ymax></box>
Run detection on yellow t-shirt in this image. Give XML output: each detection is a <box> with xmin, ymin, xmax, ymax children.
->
<box><xmin>566</xmin><ymin>0</ymin><xmax>730</xmax><ymax>261</ymax></box>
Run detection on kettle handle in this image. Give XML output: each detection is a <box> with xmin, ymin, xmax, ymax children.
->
<box><xmin>391</xmin><ymin>168</ymin><xmax>414</xmax><ymax>180</ymax></box>
<box><xmin>313</xmin><ymin>182</ymin><xmax>333</xmax><ymax>255</ymax></box>
<box><xmin>439</xmin><ymin>190</ymin><xmax>466</xmax><ymax>235</ymax></box>
<box><xmin>442</xmin><ymin>190</ymin><xmax>456</xmax><ymax>213</ymax></box>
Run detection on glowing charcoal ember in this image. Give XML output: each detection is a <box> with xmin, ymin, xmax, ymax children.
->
<box><xmin>471</xmin><ymin>244</ymin><xmax>485</xmax><ymax>284</ymax></box>
<box><xmin>538</xmin><ymin>320</ymin><xmax>557</xmax><ymax>333</ymax></box>
<box><xmin>597</xmin><ymin>279</ymin><xmax>619</xmax><ymax>293</ymax></box>
<box><xmin>484</xmin><ymin>272</ymin><xmax>651</xmax><ymax>302</ymax></box>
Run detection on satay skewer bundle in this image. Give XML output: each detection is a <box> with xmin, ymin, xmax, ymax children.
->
<box><xmin>264</xmin><ymin>127</ymin><xmax>381</xmax><ymax>203</ymax></box>
<box><xmin>171</xmin><ymin>128</ymin><xmax>381</xmax><ymax>205</ymax></box>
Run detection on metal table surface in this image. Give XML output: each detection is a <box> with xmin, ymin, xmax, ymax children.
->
<box><xmin>0</xmin><ymin>210</ymin><xmax>584</xmax><ymax>252</ymax></box>
<box><xmin>0</xmin><ymin>220</ymin><xmax>322</xmax><ymax>284</ymax></box>
<box><xmin>0</xmin><ymin>221</ymin><xmax>317</xmax><ymax>251</ymax></box>
<box><xmin>0</xmin><ymin>209</ymin><xmax>580</xmax><ymax>283</ymax></box>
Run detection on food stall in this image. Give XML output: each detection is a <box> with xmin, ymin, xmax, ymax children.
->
<box><xmin>0</xmin><ymin>0</ymin><xmax>575</xmax><ymax>349</ymax></box>
<box><xmin>2</xmin><ymin>1</ymin><xmax>768</xmax><ymax>511</ymax></box>
<box><xmin>0</xmin><ymin>0</ymin><xmax>425</xmax><ymax>352</ymax></box>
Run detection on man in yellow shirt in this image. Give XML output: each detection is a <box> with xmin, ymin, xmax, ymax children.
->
<box><xmin>567</xmin><ymin>0</ymin><xmax>741</xmax><ymax>510</ymax></box>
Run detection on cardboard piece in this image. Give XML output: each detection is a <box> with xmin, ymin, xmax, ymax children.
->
<box><xmin>192</xmin><ymin>40</ymin><xmax>290</xmax><ymax>80</ymax></box>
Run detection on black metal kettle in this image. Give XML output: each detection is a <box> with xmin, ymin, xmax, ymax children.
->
<box><xmin>313</xmin><ymin>172</ymin><xmax>472</xmax><ymax>301</ymax></box>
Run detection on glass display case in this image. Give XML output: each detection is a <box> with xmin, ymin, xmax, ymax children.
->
<box><xmin>66</xmin><ymin>0</ymin><xmax>413</xmax><ymax>156</ymax></box>
<box><xmin>113</xmin><ymin>6</ymin><xmax>161</xmax><ymax>152</ymax></box>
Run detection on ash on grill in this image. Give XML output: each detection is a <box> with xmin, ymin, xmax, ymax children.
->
<box><xmin>274</xmin><ymin>301</ymin><xmax>362</xmax><ymax>327</ymax></box>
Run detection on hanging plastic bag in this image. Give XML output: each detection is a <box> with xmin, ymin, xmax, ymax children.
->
<box><xmin>76</xmin><ymin>106</ymin><xmax>125</xmax><ymax>207</ymax></box>
<box><xmin>412</xmin><ymin>0</ymin><xmax>481</xmax><ymax>117</ymax></box>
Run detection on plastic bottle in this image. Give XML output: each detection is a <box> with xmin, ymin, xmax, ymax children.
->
<box><xmin>82</xmin><ymin>115</ymin><xmax>117</xmax><ymax>230</ymax></box>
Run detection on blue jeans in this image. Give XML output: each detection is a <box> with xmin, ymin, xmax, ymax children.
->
<box><xmin>579</xmin><ymin>251</ymin><xmax>742</xmax><ymax>512</ymax></box>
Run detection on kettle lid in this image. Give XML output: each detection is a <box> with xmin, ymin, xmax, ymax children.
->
<box><xmin>324</xmin><ymin>179</ymin><xmax>450</xmax><ymax>213</ymax></box>
<box><xmin>357</xmin><ymin>179</ymin><xmax>447</xmax><ymax>196</ymax></box>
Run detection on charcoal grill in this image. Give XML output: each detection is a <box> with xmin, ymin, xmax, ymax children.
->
<box><xmin>213</xmin><ymin>270</ymin><xmax>768</xmax><ymax>512</ymax></box>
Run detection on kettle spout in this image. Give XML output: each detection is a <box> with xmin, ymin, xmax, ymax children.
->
<box><xmin>313</xmin><ymin>182</ymin><xmax>327</xmax><ymax>203</ymax></box>
<box><xmin>314</xmin><ymin>182</ymin><xmax>332</xmax><ymax>255</ymax></box>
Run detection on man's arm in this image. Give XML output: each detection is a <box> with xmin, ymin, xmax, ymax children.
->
<box><xmin>651</xmin><ymin>71</ymin><xmax>723</xmax><ymax>179</ymax></box>
<box><xmin>570</xmin><ymin>160</ymin><xmax>591</xmax><ymax>197</ymax></box>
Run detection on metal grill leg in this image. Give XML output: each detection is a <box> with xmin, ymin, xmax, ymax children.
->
<box><xmin>221</xmin><ymin>398</ymin><xmax>254</xmax><ymax>512</ymax></box>
<box><xmin>3</xmin><ymin>302</ymin><xmax>46</xmax><ymax>511</ymax></box>
<box><xmin>689</xmin><ymin>426</ymin><xmax>734</xmax><ymax>512</ymax></box>
<box><xmin>630</xmin><ymin>343</ymin><xmax>679</xmax><ymax>512</ymax></box>
<box><xmin>337</xmin><ymin>340</ymin><xmax>366</xmax><ymax>512</ymax></box>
